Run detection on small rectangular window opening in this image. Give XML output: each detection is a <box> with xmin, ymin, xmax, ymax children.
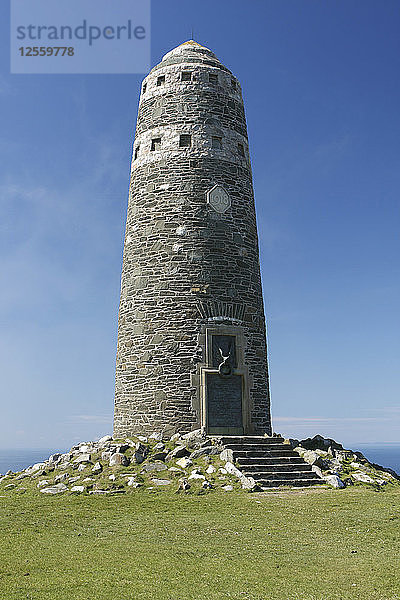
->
<box><xmin>209</xmin><ymin>73</ymin><xmax>218</xmax><ymax>84</ymax></box>
<box><xmin>212</xmin><ymin>136</ymin><xmax>222</xmax><ymax>150</ymax></box>
<box><xmin>238</xmin><ymin>143</ymin><xmax>245</xmax><ymax>157</ymax></box>
<box><xmin>179</xmin><ymin>134</ymin><xmax>192</xmax><ymax>148</ymax></box>
<box><xmin>142</xmin><ymin>82</ymin><xmax>147</xmax><ymax>93</ymax></box>
<box><xmin>157</xmin><ymin>75</ymin><xmax>165</xmax><ymax>86</ymax></box>
<box><xmin>181</xmin><ymin>71</ymin><xmax>192</xmax><ymax>82</ymax></box>
<box><xmin>134</xmin><ymin>145</ymin><xmax>140</xmax><ymax>160</ymax></box>
<box><xmin>151</xmin><ymin>138</ymin><xmax>161</xmax><ymax>151</ymax></box>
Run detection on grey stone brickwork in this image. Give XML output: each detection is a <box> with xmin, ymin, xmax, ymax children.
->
<box><xmin>113</xmin><ymin>41</ymin><xmax>272</xmax><ymax>438</ymax></box>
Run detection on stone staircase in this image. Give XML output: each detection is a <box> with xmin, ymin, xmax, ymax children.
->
<box><xmin>219</xmin><ymin>436</ymin><xmax>325</xmax><ymax>489</ymax></box>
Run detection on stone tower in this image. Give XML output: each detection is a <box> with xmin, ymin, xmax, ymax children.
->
<box><xmin>114</xmin><ymin>41</ymin><xmax>272</xmax><ymax>438</ymax></box>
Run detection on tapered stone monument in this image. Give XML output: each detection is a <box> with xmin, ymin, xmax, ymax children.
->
<box><xmin>113</xmin><ymin>41</ymin><xmax>272</xmax><ymax>438</ymax></box>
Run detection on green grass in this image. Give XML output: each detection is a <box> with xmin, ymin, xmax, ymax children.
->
<box><xmin>0</xmin><ymin>487</ymin><xmax>399</xmax><ymax>600</ymax></box>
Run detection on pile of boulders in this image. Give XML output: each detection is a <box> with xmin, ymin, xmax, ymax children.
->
<box><xmin>286</xmin><ymin>435</ymin><xmax>400</xmax><ymax>489</ymax></box>
<box><xmin>0</xmin><ymin>429</ymin><xmax>258</xmax><ymax>496</ymax></box>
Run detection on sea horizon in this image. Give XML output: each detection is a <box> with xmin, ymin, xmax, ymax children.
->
<box><xmin>1</xmin><ymin>443</ymin><xmax>400</xmax><ymax>476</ymax></box>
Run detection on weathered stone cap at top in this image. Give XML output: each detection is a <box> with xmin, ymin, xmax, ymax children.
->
<box><xmin>150</xmin><ymin>39</ymin><xmax>232</xmax><ymax>74</ymax></box>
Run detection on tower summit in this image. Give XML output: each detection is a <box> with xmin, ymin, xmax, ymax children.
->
<box><xmin>113</xmin><ymin>41</ymin><xmax>272</xmax><ymax>438</ymax></box>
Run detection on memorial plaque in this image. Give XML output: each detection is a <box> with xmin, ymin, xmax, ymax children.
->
<box><xmin>206</xmin><ymin>373</ymin><xmax>243</xmax><ymax>432</ymax></box>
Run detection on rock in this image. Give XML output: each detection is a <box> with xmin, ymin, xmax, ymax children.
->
<box><xmin>71</xmin><ymin>486</ymin><xmax>85</xmax><ymax>493</ymax></box>
<box><xmin>165</xmin><ymin>445</ymin><xmax>189</xmax><ymax>461</ymax></box>
<box><xmin>137</xmin><ymin>436</ymin><xmax>148</xmax><ymax>443</ymax></box>
<box><xmin>385</xmin><ymin>468</ymin><xmax>400</xmax><ymax>480</ymax></box>
<box><xmin>127</xmin><ymin>479</ymin><xmax>142</xmax><ymax>488</ymax></box>
<box><xmin>224</xmin><ymin>462</ymin><xmax>258</xmax><ymax>490</ymax></box>
<box><xmin>49</xmin><ymin>453</ymin><xmax>62</xmax><ymax>463</ymax></box>
<box><xmin>299</xmin><ymin>435</ymin><xmax>344</xmax><ymax>452</ymax></box>
<box><xmin>97</xmin><ymin>435</ymin><xmax>113</xmax><ymax>447</ymax></box>
<box><xmin>176</xmin><ymin>457</ymin><xmax>193</xmax><ymax>469</ymax></box>
<box><xmin>90</xmin><ymin>490</ymin><xmax>110</xmax><ymax>495</ymax></box>
<box><xmin>182</xmin><ymin>428</ymin><xmax>207</xmax><ymax>449</ymax></box>
<box><xmin>350</xmin><ymin>462</ymin><xmax>363</xmax><ymax>469</ymax></box>
<box><xmin>127</xmin><ymin>477</ymin><xmax>137</xmax><ymax>486</ymax></box>
<box><xmin>141</xmin><ymin>462</ymin><xmax>167</xmax><ymax>473</ymax></box>
<box><xmin>133</xmin><ymin>451</ymin><xmax>146</xmax><ymax>465</ymax></box>
<box><xmin>109</xmin><ymin>474</ymin><xmax>116</xmax><ymax>481</ymax></box>
<box><xmin>188</xmin><ymin>472</ymin><xmax>206</xmax><ymax>480</ymax></box>
<box><xmin>240</xmin><ymin>476</ymin><xmax>259</xmax><ymax>491</ymax></box>
<box><xmin>37</xmin><ymin>480</ymin><xmax>50</xmax><ymax>488</ymax></box>
<box><xmin>77</xmin><ymin>464</ymin><xmax>86</xmax><ymax>472</ymax></box>
<box><xmin>335</xmin><ymin>450</ymin><xmax>354</xmax><ymax>462</ymax></box>
<box><xmin>202</xmin><ymin>480</ymin><xmax>213</xmax><ymax>489</ymax></box>
<box><xmin>4</xmin><ymin>483</ymin><xmax>16</xmax><ymax>490</ymax></box>
<box><xmin>190</xmin><ymin>446</ymin><xmax>220</xmax><ymax>460</ymax></box>
<box><xmin>73</xmin><ymin>453</ymin><xmax>91</xmax><ymax>464</ymax></box>
<box><xmin>206</xmin><ymin>465</ymin><xmax>216</xmax><ymax>474</ymax></box>
<box><xmin>220</xmin><ymin>448</ymin><xmax>234</xmax><ymax>462</ymax></box>
<box><xmin>224</xmin><ymin>462</ymin><xmax>242</xmax><ymax>478</ymax></box>
<box><xmin>294</xmin><ymin>448</ymin><xmax>323</xmax><ymax>467</ymax></box>
<box><xmin>101</xmin><ymin>451</ymin><xmax>113</xmax><ymax>461</ymax></box>
<box><xmin>54</xmin><ymin>473</ymin><xmax>69</xmax><ymax>483</ymax></box>
<box><xmin>352</xmin><ymin>472</ymin><xmax>375</xmax><ymax>484</ymax></box>
<box><xmin>153</xmin><ymin>442</ymin><xmax>165</xmax><ymax>451</ymax></box>
<box><xmin>151</xmin><ymin>478</ymin><xmax>172</xmax><ymax>486</ymax></box>
<box><xmin>112</xmin><ymin>444</ymin><xmax>129</xmax><ymax>454</ymax></box>
<box><xmin>168</xmin><ymin>467</ymin><xmax>181</xmax><ymax>472</ymax></box>
<box><xmin>152</xmin><ymin>452</ymin><xmax>168</xmax><ymax>461</ymax></box>
<box><xmin>40</xmin><ymin>483</ymin><xmax>68</xmax><ymax>495</ymax></box>
<box><xmin>219</xmin><ymin>468</ymin><xmax>227</xmax><ymax>475</ymax></box>
<box><xmin>82</xmin><ymin>477</ymin><xmax>94</xmax><ymax>482</ymax></box>
<box><xmin>323</xmin><ymin>458</ymin><xmax>344</xmax><ymax>473</ymax></box>
<box><xmin>170</xmin><ymin>433</ymin><xmax>182</xmax><ymax>443</ymax></box>
<box><xmin>325</xmin><ymin>475</ymin><xmax>345</xmax><ymax>489</ymax></box>
<box><xmin>58</xmin><ymin>462</ymin><xmax>71</xmax><ymax>470</ymax></box>
<box><xmin>78</xmin><ymin>445</ymin><xmax>91</xmax><ymax>453</ymax></box>
<box><xmin>136</xmin><ymin>442</ymin><xmax>148</xmax><ymax>453</ymax></box>
<box><xmin>109</xmin><ymin>453</ymin><xmax>130</xmax><ymax>467</ymax></box>
<box><xmin>149</xmin><ymin>432</ymin><xmax>163</xmax><ymax>441</ymax></box>
<box><xmin>177</xmin><ymin>478</ymin><xmax>191</xmax><ymax>491</ymax></box>
<box><xmin>375</xmin><ymin>479</ymin><xmax>388</xmax><ymax>486</ymax></box>
<box><xmin>69</xmin><ymin>476</ymin><xmax>81</xmax><ymax>483</ymax></box>
<box><xmin>311</xmin><ymin>465</ymin><xmax>323</xmax><ymax>478</ymax></box>
<box><xmin>314</xmin><ymin>449</ymin><xmax>329</xmax><ymax>457</ymax></box>
<box><xmin>25</xmin><ymin>462</ymin><xmax>46</xmax><ymax>475</ymax></box>
<box><xmin>91</xmin><ymin>462</ymin><xmax>103</xmax><ymax>474</ymax></box>
<box><xmin>222</xmin><ymin>485</ymin><xmax>233</xmax><ymax>491</ymax></box>
<box><xmin>15</xmin><ymin>473</ymin><xmax>27</xmax><ymax>480</ymax></box>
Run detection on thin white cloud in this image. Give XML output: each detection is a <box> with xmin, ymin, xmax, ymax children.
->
<box><xmin>70</xmin><ymin>415</ymin><xmax>113</xmax><ymax>424</ymax></box>
<box><xmin>274</xmin><ymin>416</ymin><xmax>387</xmax><ymax>423</ymax></box>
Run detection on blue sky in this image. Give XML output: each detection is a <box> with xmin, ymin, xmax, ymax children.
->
<box><xmin>0</xmin><ymin>0</ymin><xmax>399</xmax><ymax>449</ymax></box>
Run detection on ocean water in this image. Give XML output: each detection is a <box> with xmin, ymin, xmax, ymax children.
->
<box><xmin>1</xmin><ymin>445</ymin><xmax>400</xmax><ymax>476</ymax></box>
<box><xmin>0</xmin><ymin>448</ymin><xmax>66</xmax><ymax>475</ymax></box>
<box><xmin>355</xmin><ymin>446</ymin><xmax>400</xmax><ymax>474</ymax></box>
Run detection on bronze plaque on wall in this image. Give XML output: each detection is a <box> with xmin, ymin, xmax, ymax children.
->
<box><xmin>206</xmin><ymin>373</ymin><xmax>243</xmax><ymax>434</ymax></box>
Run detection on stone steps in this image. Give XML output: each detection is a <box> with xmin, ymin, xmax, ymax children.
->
<box><xmin>236</xmin><ymin>456</ymin><xmax>305</xmax><ymax>466</ymax></box>
<box><xmin>232</xmin><ymin>449</ymin><xmax>300</xmax><ymax>458</ymax></box>
<box><xmin>241</xmin><ymin>463</ymin><xmax>313</xmax><ymax>473</ymax></box>
<box><xmin>257</xmin><ymin>478</ymin><xmax>323</xmax><ymax>488</ymax></box>
<box><xmin>218</xmin><ymin>436</ymin><xmax>325</xmax><ymax>490</ymax></box>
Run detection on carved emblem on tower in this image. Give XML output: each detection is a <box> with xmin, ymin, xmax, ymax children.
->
<box><xmin>206</xmin><ymin>185</ymin><xmax>231</xmax><ymax>214</ymax></box>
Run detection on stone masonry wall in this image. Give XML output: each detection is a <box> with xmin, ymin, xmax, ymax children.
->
<box><xmin>114</xmin><ymin>42</ymin><xmax>272</xmax><ymax>438</ymax></box>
